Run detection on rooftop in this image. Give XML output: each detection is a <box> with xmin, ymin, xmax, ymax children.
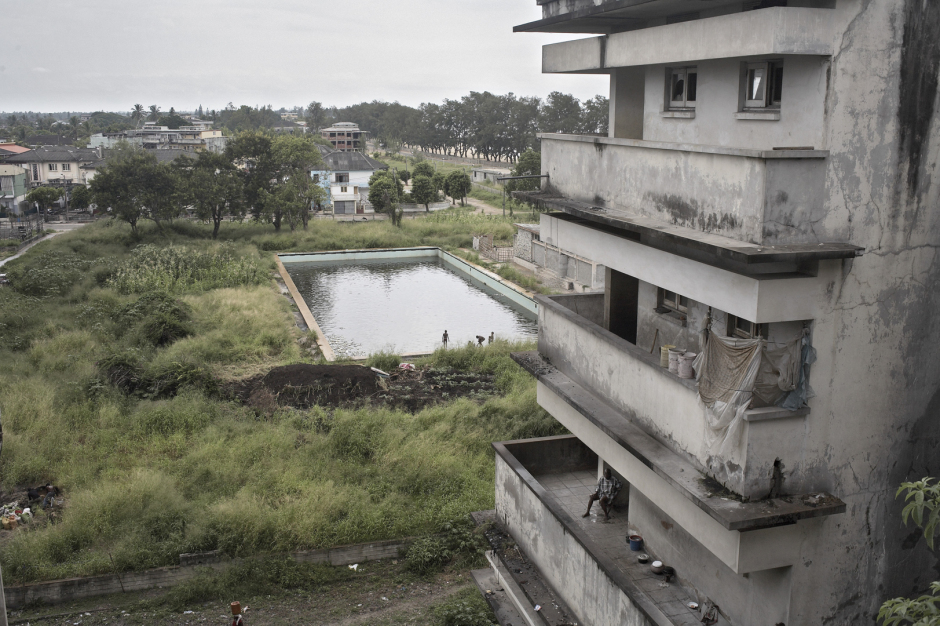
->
<box><xmin>321</xmin><ymin>150</ymin><xmax>388</xmax><ymax>172</ymax></box>
<box><xmin>4</xmin><ymin>146</ymin><xmax>99</xmax><ymax>164</ymax></box>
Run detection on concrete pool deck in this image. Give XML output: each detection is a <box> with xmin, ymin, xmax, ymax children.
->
<box><xmin>275</xmin><ymin>247</ymin><xmax>539</xmax><ymax>361</ymax></box>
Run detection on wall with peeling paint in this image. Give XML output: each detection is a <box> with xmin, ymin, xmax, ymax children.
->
<box><xmin>529</xmin><ymin>0</ymin><xmax>940</xmax><ymax>622</ymax></box>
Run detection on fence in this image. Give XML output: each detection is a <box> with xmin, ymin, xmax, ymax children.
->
<box><xmin>473</xmin><ymin>234</ymin><xmax>514</xmax><ymax>262</ymax></box>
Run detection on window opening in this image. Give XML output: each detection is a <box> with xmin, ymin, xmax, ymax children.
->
<box><xmin>727</xmin><ymin>315</ymin><xmax>767</xmax><ymax>339</ymax></box>
<box><xmin>62</xmin><ymin>163</ymin><xmax>71</xmax><ymax>171</ymax></box>
<box><xmin>668</xmin><ymin>67</ymin><xmax>697</xmax><ymax>109</ymax></box>
<box><xmin>48</xmin><ymin>163</ymin><xmax>57</xmax><ymax>171</ymax></box>
<box><xmin>745</xmin><ymin>61</ymin><xmax>782</xmax><ymax>109</ymax></box>
<box><xmin>659</xmin><ymin>289</ymin><xmax>689</xmax><ymax>313</ymax></box>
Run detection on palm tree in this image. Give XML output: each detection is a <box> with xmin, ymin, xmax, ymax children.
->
<box><xmin>131</xmin><ymin>104</ymin><xmax>144</xmax><ymax>128</ymax></box>
<box><xmin>148</xmin><ymin>105</ymin><xmax>161</xmax><ymax>122</ymax></box>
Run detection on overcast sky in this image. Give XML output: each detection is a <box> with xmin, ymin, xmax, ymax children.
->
<box><xmin>2</xmin><ymin>0</ymin><xmax>608</xmax><ymax>114</ymax></box>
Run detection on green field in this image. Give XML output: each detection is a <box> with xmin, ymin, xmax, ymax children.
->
<box><xmin>0</xmin><ymin>215</ymin><xmax>562</xmax><ymax>585</ymax></box>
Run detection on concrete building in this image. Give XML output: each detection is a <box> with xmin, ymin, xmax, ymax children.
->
<box><xmin>311</xmin><ymin>148</ymin><xmax>389</xmax><ymax>214</ymax></box>
<box><xmin>0</xmin><ymin>164</ymin><xmax>29</xmax><ymax>214</ymax></box>
<box><xmin>88</xmin><ymin>124</ymin><xmax>228</xmax><ymax>153</ymax></box>
<box><xmin>488</xmin><ymin>1</ymin><xmax>940</xmax><ymax>625</ymax></box>
<box><xmin>514</xmin><ymin>223</ymin><xmax>606</xmax><ymax>291</ymax></box>
<box><xmin>320</xmin><ymin>122</ymin><xmax>365</xmax><ymax>152</ymax></box>
<box><xmin>4</xmin><ymin>146</ymin><xmax>101</xmax><ymax>187</ymax></box>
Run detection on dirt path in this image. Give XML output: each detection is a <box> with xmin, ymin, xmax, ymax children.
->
<box><xmin>464</xmin><ymin>196</ymin><xmax>505</xmax><ymax>216</ymax></box>
<box><xmin>326</xmin><ymin>581</ymin><xmax>473</xmax><ymax>626</ymax></box>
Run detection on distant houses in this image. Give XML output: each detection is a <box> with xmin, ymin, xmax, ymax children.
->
<box><xmin>0</xmin><ymin>164</ymin><xmax>29</xmax><ymax>214</ymax></box>
<box><xmin>311</xmin><ymin>146</ymin><xmax>389</xmax><ymax>215</ymax></box>
<box><xmin>320</xmin><ymin>122</ymin><xmax>365</xmax><ymax>152</ymax></box>
<box><xmin>3</xmin><ymin>146</ymin><xmax>101</xmax><ymax>188</ymax></box>
<box><xmin>88</xmin><ymin>123</ymin><xmax>228</xmax><ymax>154</ymax></box>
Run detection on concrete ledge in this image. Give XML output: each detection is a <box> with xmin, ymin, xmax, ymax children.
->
<box><xmin>660</xmin><ymin>110</ymin><xmax>695</xmax><ymax>119</ymax></box>
<box><xmin>734</xmin><ymin>111</ymin><xmax>782</xmax><ymax>121</ymax></box>
<box><xmin>537</xmin><ymin>132</ymin><xmax>828</xmax><ymax>160</ymax></box>
<box><xmin>510</xmin><ymin>350</ymin><xmax>844</xmax><ymax>531</ymax></box>
<box><xmin>274</xmin><ymin>255</ymin><xmax>335</xmax><ymax>360</ymax></box>
<box><xmin>5</xmin><ymin>539</ymin><xmax>408</xmax><ymax>609</ymax></box>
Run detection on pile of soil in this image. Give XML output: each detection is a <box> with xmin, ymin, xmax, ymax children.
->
<box><xmin>228</xmin><ymin>363</ymin><xmax>497</xmax><ymax>413</ymax></box>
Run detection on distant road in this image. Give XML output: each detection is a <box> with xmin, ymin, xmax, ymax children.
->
<box><xmin>0</xmin><ymin>221</ymin><xmax>89</xmax><ymax>269</ymax></box>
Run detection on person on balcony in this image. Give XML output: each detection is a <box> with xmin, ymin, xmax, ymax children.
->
<box><xmin>583</xmin><ymin>468</ymin><xmax>621</xmax><ymax>521</ymax></box>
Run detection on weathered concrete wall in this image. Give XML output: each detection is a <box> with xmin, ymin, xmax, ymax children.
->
<box><xmin>5</xmin><ymin>539</ymin><xmax>407</xmax><ymax>609</ymax></box>
<box><xmin>541</xmin><ymin>135</ymin><xmax>827</xmax><ymax>244</ymax></box>
<box><xmin>513</xmin><ymin>228</ymin><xmax>534</xmax><ymax>262</ymax></box>
<box><xmin>548</xmin><ymin>293</ymin><xmax>605</xmax><ymax>327</ymax></box>
<box><xmin>629</xmin><ymin>489</ymin><xmax>794</xmax><ymax>625</ymax></box>
<box><xmin>641</xmin><ymin>56</ymin><xmax>829</xmax><ymax>151</ymax></box>
<box><xmin>494</xmin><ymin>449</ymin><xmax>655</xmax><ymax>626</ymax></box>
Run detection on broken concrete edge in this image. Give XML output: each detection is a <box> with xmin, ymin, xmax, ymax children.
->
<box><xmin>509</xmin><ymin>350</ymin><xmax>846</xmax><ymax>531</ymax></box>
<box><xmin>274</xmin><ymin>255</ymin><xmax>335</xmax><ymax>361</ymax></box>
<box><xmin>490</xmin><ymin>441</ymin><xmax>678</xmax><ymax>626</ymax></box>
<box><xmin>470</xmin><ymin>568</ymin><xmax>531</xmax><ymax>626</ymax></box>
<box><xmin>4</xmin><ymin>538</ymin><xmax>412</xmax><ymax>610</ymax></box>
<box><xmin>513</xmin><ymin>193</ymin><xmax>863</xmax><ymax>268</ymax></box>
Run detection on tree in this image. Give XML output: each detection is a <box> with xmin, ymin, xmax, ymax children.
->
<box><xmin>179</xmin><ymin>151</ymin><xmax>244</xmax><ymax>238</ymax></box>
<box><xmin>368</xmin><ymin>170</ymin><xmax>403</xmax><ymax>226</ymax></box>
<box><xmin>444</xmin><ymin>170</ymin><xmax>471</xmax><ymax>206</ymax></box>
<box><xmin>399</xmin><ymin>169</ymin><xmax>411</xmax><ymax>184</ymax></box>
<box><xmin>70</xmin><ymin>185</ymin><xmax>92</xmax><ymax>212</ymax></box>
<box><xmin>431</xmin><ymin>171</ymin><xmax>446</xmax><ymax>195</ymax></box>
<box><xmin>879</xmin><ymin>478</ymin><xmax>940</xmax><ymax>625</ymax></box>
<box><xmin>91</xmin><ymin>149</ymin><xmax>181</xmax><ymax>235</ymax></box>
<box><xmin>26</xmin><ymin>187</ymin><xmax>63</xmax><ymax>214</ymax></box>
<box><xmin>411</xmin><ymin>175</ymin><xmax>436</xmax><ymax>212</ymax></box>
<box><xmin>157</xmin><ymin>114</ymin><xmax>189</xmax><ymax>129</ymax></box>
<box><xmin>505</xmin><ymin>149</ymin><xmax>542</xmax><ymax>193</ymax></box>
<box><xmin>413</xmin><ymin>161</ymin><xmax>435</xmax><ymax>179</ymax></box>
<box><xmin>148</xmin><ymin>105</ymin><xmax>161</xmax><ymax>122</ymax></box>
<box><xmin>305</xmin><ymin>101</ymin><xmax>326</xmax><ymax>131</ymax></box>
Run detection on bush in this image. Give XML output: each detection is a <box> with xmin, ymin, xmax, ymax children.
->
<box><xmin>434</xmin><ymin>587</ymin><xmax>497</xmax><ymax>626</ymax></box>
<box><xmin>108</xmin><ymin>242</ymin><xmax>269</xmax><ymax>294</ymax></box>
<box><xmin>366</xmin><ymin>351</ymin><xmax>401</xmax><ymax>373</ymax></box>
<box><xmin>405</xmin><ymin>518</ymin><xmax>486</xmax><ymax>575</ymax></box>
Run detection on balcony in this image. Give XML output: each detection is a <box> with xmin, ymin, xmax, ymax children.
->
<box><xmin>531</xmin><ymin>292</ymin><xmax>814</xmax><ymax>498</ymax></box>
<box><xmin>540</xmin><ymin>8</ymin><xmax>835</xmax><ymax>69</ymax></box>
<box><xmin>539</xmin><ymin>133</ymin><xmax>832</xmax><ymax>247</ymax></box>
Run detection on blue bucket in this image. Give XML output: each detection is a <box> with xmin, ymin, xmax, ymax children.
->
<box><xmin>628</xmin><ymin>534</ymin><xmax>643</xmax><ymax>551</ymax></box>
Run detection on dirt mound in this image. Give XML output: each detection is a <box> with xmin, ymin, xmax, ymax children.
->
<box><xmin>228</xmin><ymin>364</ymin><xmax>497</xmax><ymax>413</ymax></box>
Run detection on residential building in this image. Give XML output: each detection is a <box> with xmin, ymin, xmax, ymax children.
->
<box><xmin>4</xmin><ymin>146</ymin><xmax>101</xmax><ymax>187</ymax></box>
<box><xmin>88</xmin><ymin>124</ymin><xmax>228</xmax><ymax>153</ymax></box>
<box><xmin>0</xmin><ymin>164</ymin><xmax>29</xmax><ymax>214</ymax></box>
<box><xmin>320</xmin><ymin>122</ymin><xmax>365</xmax><ymax>152</ymax></box>
<box><xmin>25</xmin><ymin>134</ymin><xmax>71</xmax><ymax>147</ymax></box>
<box><xmin>311</xmin><ymin>148</ymin><xmax>389</xmax><ymax>214</ymax></box>
<box><xmin>0</xmin><ymin>143</ymin><xmax>32</xmax><ymax>158</ymax></box>
<box><xmin>489</xmin><ymin>1</ymin><xmax>940</xmax><ymax>625</ymax></box>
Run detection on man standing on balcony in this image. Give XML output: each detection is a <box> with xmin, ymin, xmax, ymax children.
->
<box><xmin>584</xmin><ymin>468</ymin><xmax>621</xmax><ymax>521</ymax></box>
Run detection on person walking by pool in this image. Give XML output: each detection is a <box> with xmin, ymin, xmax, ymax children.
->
<box><xmin>442</xmin><ymin>330</ymin><xmax>449</xmax><ymax>348</ymax></box>
<box><xmin>477</xmin><ymin>335</ymin><xmax>486</xmax><ymax>346</ymax></box>
<box><xmin>583</xmin><ymin>468</ymin><xmax>621</xmax><ymax>521</ymax></box>
<box><xmin>488</xmin><ymin>332</ymin><xmax>494</xmax><ymax>344</ymax></box>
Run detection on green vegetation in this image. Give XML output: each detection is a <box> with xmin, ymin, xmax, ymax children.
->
<box><xmin>0</xmin><ymin>217</ymin><xmax>559</xmax><ymax>585</ymax></box>
<box><xmin>455</xmin><ymin>250</ymin><xmax>551</xmax><ymax>295</ymax></box>
<box><xmin>879</xmin><ymin>478</ymin><xmax>940</xmax><ymax>625</ymax></box>
<box><xmin>468</xmin><ymin>186</ymin><xmax>536</xmax><ymax>218</ymax></box>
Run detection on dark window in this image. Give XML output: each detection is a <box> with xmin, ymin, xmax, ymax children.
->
<box><xmin>335</xmin><ymin>173</ymin><xmax>349</xmax><ymax>183</ymax></box>
<box><xmin>660</xmin><ymin>289</ymin><xmax>689</xmax><ymax>313</ymax></box>
<box><xmin>667</xmin><ymin>67</ymin><xmax>698</xmax><ymax>109</ymax></box>
<box><xmin>727</xmin><ymin>315</ymin><xmax>768</xmax><ymax>339</ymax></box>
<box><xmin>745</xmin><ymin>61</ymin><xmax>783</xmax><ymax>109</ymax></box>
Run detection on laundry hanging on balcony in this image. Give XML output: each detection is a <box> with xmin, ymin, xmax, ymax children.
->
<box><xmin>693</xmin><ymin>328</ymin><xmax>816</xmax><ymax>454</ymax></box>
<box><xmin>693</xmin><ymin>334</ymin><xmax>763</xmax><ymax>454</ymax></box>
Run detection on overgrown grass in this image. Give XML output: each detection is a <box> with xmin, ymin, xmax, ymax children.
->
<box><xmin>455</xmin><ymin>250</ymin><xmax>551</xmax><ymax>295</ymax></box>
<box><xmin>468</xmin><ymin>187</ymin><xmax>538</xmax><ymax>220</ymax></box>
<box><xmin>0</xmin><ymin>218</ymin><xmax>561</xmax><ymax>584</ymax></box>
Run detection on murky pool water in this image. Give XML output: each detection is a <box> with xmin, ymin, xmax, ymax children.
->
<box><xmin>285</xmin><ymin>257</ymin><xmax>538</xmax><ymax>358</ymax></box>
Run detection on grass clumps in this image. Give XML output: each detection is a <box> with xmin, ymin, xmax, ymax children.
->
<box><xmin>434</xmin><ymin>586</ymin><xmax>498</xmax><ymax>626</ymax></box>
<box><xmin>108</xmin><ymin>242</ymin><xmax>269</xmax><ymax>294</ymax></box>
<box><xmin>405</xmin><ymin>518</ymin><xmax>487</xmax><ymax>576</ymax></box>
<box><xmin>0</xmin><ymin>218</ymin><xmax>562</xmax><ymax>585</ymax></box>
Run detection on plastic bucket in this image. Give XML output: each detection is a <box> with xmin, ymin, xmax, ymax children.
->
<box><xmin>678</xmin><ymin>352</ymin><xmax>697</xmax><ymax>379</ymax></box>
<box><xmin>660</xmin><ymin>345</ymin><xmax>676</xmax><ymax>368</ymax></box>
<box><xmin>628</xmin><ymin>534</ymin><xmax>644</xmax><ymax>551</ymax></box>
<box><xmin>668</xmin><ymin>348</ymin><xmax>684</xmax><ymax>374</ymax></box>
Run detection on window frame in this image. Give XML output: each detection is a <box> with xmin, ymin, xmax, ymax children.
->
<box><xmin>61</xmin><ymin>163</ymin><xmax>71</xmax><ymax>171</ymax></box>
<box><xmin>727</xmin><ymin>314</ymin><xmax>768</xmax><ymax>339</ymax></box>
<box><xmin>335</xmin><ymin>173</ymin><xmax>349</xmax><ymax>183</ymax></box>
<box><xmin>659</xmin><ymin>288</ymin><xmax>689</xmax><ymax>314</ymax></box>
<box><xmin>666</xmin><ymin>66</ymin><xmax>698</xmax><ymax>110</ymax></box>
<box><xmin>743</xmin><ymin>60</ymin><xmax>783</xmax><ymax>110</ymax></box>
<box><xmin>48</xmin><ymin>163</ymin><xmax>58</xmax><ymax>171</ymax></box>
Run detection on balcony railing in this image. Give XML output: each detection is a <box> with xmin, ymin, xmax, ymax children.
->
<box><xmin>540</xmin><ymin>133</ymin><xmax>828</xmax><ymax>246</ymax></box>
<box><xmin>535</xmin><ymin>293</ymin><xmax>808</xmax><ymax>498</ymax></box>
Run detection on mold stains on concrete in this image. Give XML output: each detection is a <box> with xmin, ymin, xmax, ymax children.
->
<box><xmin>644</xmin><ymin>192</ymin><xmax>739</xmax><ymax>235</ymax></box>
<box><xmin>897</xmin><ymin>0</ymin><xmax>940</xmax><ymax>198</ymax></box>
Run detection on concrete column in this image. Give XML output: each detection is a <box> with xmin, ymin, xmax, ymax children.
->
<box><xmin>608</xmin><ymin>67</ymin><xmax>645</xmax><ymax>140</ymax></box>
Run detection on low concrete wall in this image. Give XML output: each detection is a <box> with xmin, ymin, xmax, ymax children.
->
<box><xmin>547</xmin><ymin>293</ymin><xmax>604</xmax><ymax>327</ymax></box>
<box><xmin>5</xmin><ymin>539</ymin><xmax>406</xmax><ymax>609</ymax></box>
<box><xmin>494</xmin><ymin>438</ymin><xmax>667</xmax><ymax>626</ymax></box>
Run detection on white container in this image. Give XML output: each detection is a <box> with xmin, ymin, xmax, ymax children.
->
<box><xmin>678</xmin><ymin>352</ymin><xmax>697</xmax><ymax>379</ymax></box>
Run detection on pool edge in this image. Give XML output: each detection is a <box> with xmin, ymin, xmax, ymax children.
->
<box><xmin>275</xmin><ymin>255</ymin><xmax>337</xmax><ymax>361</ymax></box>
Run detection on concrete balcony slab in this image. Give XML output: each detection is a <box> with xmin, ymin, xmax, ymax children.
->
<box><xmin>541</xmin><ymin>8</ymin><xmax>836</xmax><ymax>72</ymax></box>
